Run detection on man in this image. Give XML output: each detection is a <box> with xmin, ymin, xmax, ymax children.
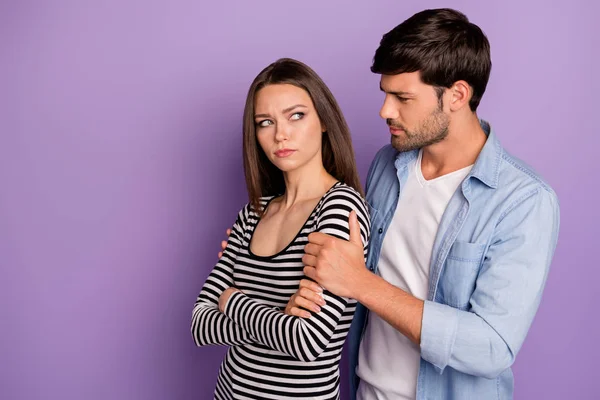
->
<box><xmin>286</xmin><ymin>8</ymin><xmax>559</xmax><ymax>400</ymax></box>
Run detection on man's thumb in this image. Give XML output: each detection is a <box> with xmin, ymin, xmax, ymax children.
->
<box><xmin>348</xmin><ymin>210</ymin><xmax>363</xmax><ymax>246</ymax></box>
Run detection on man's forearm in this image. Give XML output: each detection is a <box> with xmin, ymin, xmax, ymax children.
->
<box><xmin>355</xmin><ymin>271</ymin><xmax>424</xmax><ymax>345</ymax></box>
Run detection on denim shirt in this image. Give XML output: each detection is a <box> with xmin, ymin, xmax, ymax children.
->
<box><xmin>348</xmin><ymin>120</ymin><xmax>560</xmax><ymax>400</ymax></box>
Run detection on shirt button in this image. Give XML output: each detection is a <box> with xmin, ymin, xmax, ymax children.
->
<box><xmin>368</xmin><ymin>265</ymin><xmax>374</xmax><ymax>271</ymax></box>
<box><xmin>378</xmin><ymin>228</ymin><xmax>383</xmax><ymax>234</ymax></box>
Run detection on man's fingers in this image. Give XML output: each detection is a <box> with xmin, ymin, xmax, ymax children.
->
<box><xmin>304</xmin><ymin>243</ymin><xmax>321</xmax><ymax>256</ymax></box>
<box><xmin>303</xmin><ymin>266</ymin><xmax>317</xmax><ymax>281</ymax></box>
<box><xmin>302</xmin><ymin>254</ymin><xmax>318</xmax><ymax>267</ymax></box>
<box><xmin>307</xmin><ymin>232</ymin><xmax>332</xmax><ymax>246</ymax></box>
<box><xmin>219</xmin><ymin>231</ymin><xmax>229</xmax><ymax>258</ymax></box>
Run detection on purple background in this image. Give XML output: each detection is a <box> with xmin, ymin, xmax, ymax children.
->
<box><xmin>1</xmin><ymin>1</ymin><xmax>596</xmax><ymax>399</ymax></box>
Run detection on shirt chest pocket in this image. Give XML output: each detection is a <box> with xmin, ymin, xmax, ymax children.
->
<box><xmin>366</xmin><ymin>202</ymin><xmax>379</xmax><ymax>226</ymax></box>
<box><xmin>437</xmin><ymin>240</ymin><xmax>486</xmax><ymax>310</ymax></box>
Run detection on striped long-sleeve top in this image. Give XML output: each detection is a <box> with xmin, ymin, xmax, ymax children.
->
<box><xmin>191</xmin><ymin>182</ymin><xmax>370</xmax><ymax>399</ymax></box>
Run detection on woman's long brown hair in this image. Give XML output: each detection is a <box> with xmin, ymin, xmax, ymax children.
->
<box><xmin>242</xmin><ymin>58</ymin><xmax>363</xmax><ymax>214</ymax></box>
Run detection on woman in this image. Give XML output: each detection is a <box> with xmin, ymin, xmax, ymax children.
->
<box><xmin>191</xmin><ymin>58</ymin><xmax>370</xmax><ymax>399</ymax></box>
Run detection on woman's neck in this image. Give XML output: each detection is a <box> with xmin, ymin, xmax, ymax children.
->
<box><xmin>280</xmin><ymin>165</ymin><xmax>337</xmax><ymax>209</ymax></box>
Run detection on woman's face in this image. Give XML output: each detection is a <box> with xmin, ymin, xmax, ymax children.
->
<box><xmin>253</xmin><ymin>84</ymin><xmax>325</xmax><ymax>174</ymax></box>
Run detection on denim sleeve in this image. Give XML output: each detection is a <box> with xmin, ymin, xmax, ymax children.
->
<box><xmin>365</xmin><ymin>145</ymin><xmax>395</xmax><ymax>195</ymax></box>
<box><xmin>420</xmin><ymin>186</ymin><xmax>560</xmax><ymax>378</ymax></box>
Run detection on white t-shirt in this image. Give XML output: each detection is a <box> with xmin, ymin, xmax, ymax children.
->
<box><xmin>356</xmin><ymin>150</ymin><xmax>473</xmax><ymax>400</ymax></box>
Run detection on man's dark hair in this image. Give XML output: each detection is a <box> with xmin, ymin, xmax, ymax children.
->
<box><xmin>372</xmin><ymin>8</ymin><xmax>492</xmax><ymax>111</ymax></box>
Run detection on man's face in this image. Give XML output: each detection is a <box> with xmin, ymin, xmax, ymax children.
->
<box><xmin>379</xmin><ymin>72</ymin><xmax>450</xmax><ymax>152</ymax></box>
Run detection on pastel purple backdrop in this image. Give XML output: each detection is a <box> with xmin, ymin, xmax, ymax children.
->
<box><xmin>1</xmin><ymin>1</ymin><xmax>596</xmax><ymax>399</ymax></box>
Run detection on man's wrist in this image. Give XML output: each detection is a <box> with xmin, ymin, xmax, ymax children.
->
<box><xmin>354</xmin><ymin>267</ymin><xmax>379</xmax><ymax>303</ymax></box>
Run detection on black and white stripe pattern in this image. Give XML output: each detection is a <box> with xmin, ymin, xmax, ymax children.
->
<box><xmin>192</xmin><ymin>182</ymin><xmax>370</xmax><ymax>399</ymax></box>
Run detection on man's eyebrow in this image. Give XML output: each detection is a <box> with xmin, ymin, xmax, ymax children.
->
<box><xmin>379</xmin><ymin>84</ymin><xmax>414</xmax><ymax>96</ymax></box>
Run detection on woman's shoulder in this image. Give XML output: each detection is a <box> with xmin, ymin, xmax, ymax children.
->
<box><xmin>316</xmin><ymin>183</ymin><xmax>371</xmax><ymax>241</ymax></box>
<box><xmin>319</xmin><ymin>182</ymin><xmax>368</xmax><ymax>217</ymax></box>
<box><xmin>240</xmin><ymin>195</ymin><xmax>277</xmax><ymax>218</ymax></box>
<box><xmin>322</xmin><ymin>182</ymin><xmax>366</xmax><ymax>206</ymax></box>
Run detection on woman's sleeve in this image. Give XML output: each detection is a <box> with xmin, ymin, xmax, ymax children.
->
<box><xmin>191</xmin><ymin>206</ymin><xmax>258</xmax><ymax>346</ymax></box>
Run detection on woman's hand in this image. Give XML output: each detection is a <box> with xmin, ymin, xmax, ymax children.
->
<box><xmin>284</xmin><ymin>279</ymin><xmax>326</xmax><ymax>318</ymax></box>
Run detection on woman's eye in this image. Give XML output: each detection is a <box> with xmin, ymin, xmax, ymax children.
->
<box><xmin>257</xmin><ymin>120</ymin><xmax>273</xmax><ymax>127</ymax></box>
<box><xmin>290</xmin><ymin>112</ymin><xmax>304</xmax><ymax>120</ymax></box>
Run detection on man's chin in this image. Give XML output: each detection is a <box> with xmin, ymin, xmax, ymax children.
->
<box><xmin>391</xmin><ymin>137</ymin><xmax>419</xmax><ymax>152</ymax></box>
<box><xmin>391</xmin><ymin>133</ymin><xmax>448</xmax><ymax>152</ymax></box>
